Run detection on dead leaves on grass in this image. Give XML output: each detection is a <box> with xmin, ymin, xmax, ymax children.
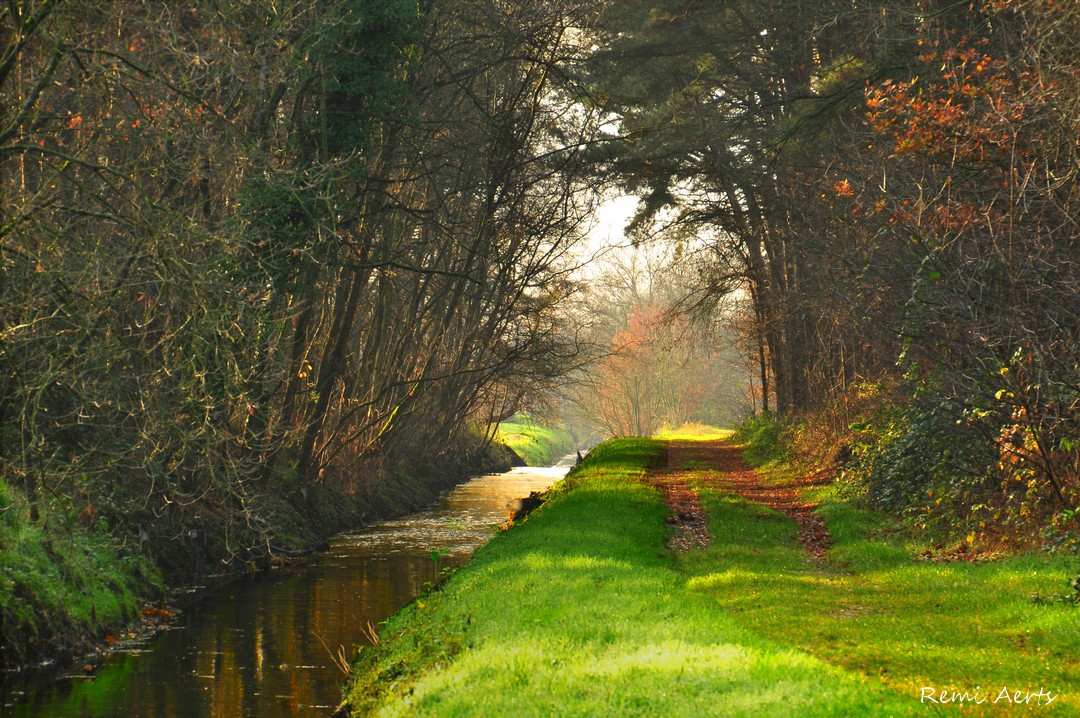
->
<box><xmin>650</xmin><ymin>440</ymin><xmax>832</xmax><ymax>558</ymax></box>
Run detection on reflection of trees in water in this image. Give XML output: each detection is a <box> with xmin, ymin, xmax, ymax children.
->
<box><xmin>3</xmin><ymin>552</ymin><xmax>437</xmax><ymax>717</ymax></box>
<box><xmin>11</xmin><ymin>469</ymin><xmax>561</xmax><ymax>717</ymax></box>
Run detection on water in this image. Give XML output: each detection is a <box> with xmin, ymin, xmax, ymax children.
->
<box><xmin>1</xmin><ymin>460</ymin><xmax>571</xmax><ymax>717</ymax></box>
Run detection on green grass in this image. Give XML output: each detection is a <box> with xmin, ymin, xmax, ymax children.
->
<box><xmin>0</xmin><ymin>478</ymin><xmax>159</xmax><ymax>666</ymax></box>
<box><xmin>682</xmin><ymin>476</ymin><xmax>1080</xmax><ymax>713</ymax></box>
<box><xmin>494</xmin><ymin>414</ymin><xmax>575</xmax><ymax>466</ymax></box>
<box><xmin>343</xmin><ymin>438</ymin><xmax>914</xmax><ymax>717</ymax></box>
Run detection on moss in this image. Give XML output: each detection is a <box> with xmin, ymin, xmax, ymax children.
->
<box><xmin>0</xmin><ymin>480</ymin><xmax>160</xmax><ymax>667</ymax></box>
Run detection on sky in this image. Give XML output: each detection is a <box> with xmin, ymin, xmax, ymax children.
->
<box><xmin>580</xmin><ymin>192</ymin><xmax>639</xmax><ymax>269</ymax></box>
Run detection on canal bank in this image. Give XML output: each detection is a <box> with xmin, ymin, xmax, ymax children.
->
<box><xmin>342</xmin><ymin>437</ymin><xmax>1080</xmax><ymax>717</ymax></box>
<box><xmin>2</xmin><ymin>457</ymin><xmax>571</xmax><ymax>716</ymax></box>
<box><xmin>340</xmin><ymin>438</ymin><xmax>917</xmax><ymax>717</ymax></box>
<box><xmin>0</xmin><ymin>432</ymin><xmax>521</xmax><ymax>673</ymax></box>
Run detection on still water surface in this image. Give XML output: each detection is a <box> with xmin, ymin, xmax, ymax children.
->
<box><xmin>2</xmin><ymin>461</ymin><xmax>570</xmax><ymax>717</ymax></box>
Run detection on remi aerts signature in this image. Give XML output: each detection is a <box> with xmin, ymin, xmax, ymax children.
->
<box><xmin>920</xmin><ymin>686</ymin><xmax>1059</xmax><ymax>706</ymax></box>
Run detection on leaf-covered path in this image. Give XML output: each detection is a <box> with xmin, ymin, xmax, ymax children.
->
<box><xmin>655</xmin><ymin>439</ymin><xmax>832</xmax><ymax>557</ymax></box>
<box><xmin>645</xmin><ymin>442</ymin><xmax>711</xmax><ymax>551</ymax></box>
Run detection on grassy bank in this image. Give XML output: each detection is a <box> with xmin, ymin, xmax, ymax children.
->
<box><xmin>0</xmin><ymin>434</ymin><xmax>515</xmax><ymax>669</ymax></box>
<box><xmin>719</xmin><ymin>413</ymin><xmax>1080</xmax><ymax>708</ymax></box>
<box><xmin>343</xmin><ymin>436</ymin><xmax>1080</xmax><ymax>715</ymax></box>
<box><xmin>683</xmin><ymin>489</ymin><xmax>1080</xmax><ymax>712</ymax></box>
<box><xmin>494</xmin><ymin>414</ymin><xmax>575</xmax><ymax>466</ymax></box>
<box><xmin>342</xmin><ymin>439</ymin><xmax>915</xmax><ymax>716</ymax></box>
<box><xmin>0</xmin><ymin>478</ymin><xmax>160</xmax><ymax>667</ymax></box>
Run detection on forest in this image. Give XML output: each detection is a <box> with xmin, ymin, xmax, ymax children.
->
<box><xmin>584</xmin><ymin>0</ymin><xmax>1079</xmax><ymax>549</ymax></box>
<box><xmin>1</xmin><ymin>0</ymin><xmax>1077</xmax><ymax>675</ymax></box>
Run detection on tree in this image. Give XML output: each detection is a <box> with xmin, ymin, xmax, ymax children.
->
<box><xmin>849</xmin><ymin>1</ymin><xmax>1080</xmax><ymax>519</ymax></box>
<box><xmin>581</xmin><ymin>0</ymin><xmax>903</xmax><ymax>416</ymax></box>
<box><xmin>571</xmin><ymin>240</ymin><xmax>744</xmax><ymax>437</ymax></box>
<box><xmin>578</xmin><ymin>0</ymin><xmax>1077</xmax><ymax>539</ymax></box>
<box><xmin>0</xmin><ymin>0</ymin><xmax>604</xmax><ymax>573</ymax></box>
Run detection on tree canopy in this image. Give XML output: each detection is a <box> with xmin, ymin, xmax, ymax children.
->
<box><xmin>1</xmin><ymin>0</ymin><xmax>1076</xmax><ymax>567</ymax></box>
<box><xmin>580</xmin><ymin>0</ymin><xmax>1078</xmax><ymax>540</ymax></box>
<box><xmin>0</xmin><ymin>0</ymin><xmax>604</xmax><ymax>571</ymax></box>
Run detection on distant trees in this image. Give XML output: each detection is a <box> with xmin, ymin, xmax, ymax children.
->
<box><xmin>0</xmin><ymin>0</ymin><xmax>600</xmax><ymax>569</ymax></box>
<box><xmin>583</xmin><ymin>305</ymin><xmax>721</xmax><ymax>438</ymax></box>
<box><xmin>581</xmin><ymin>0</ymin><xmax>898</xmax><ymax>417</ymax></box>
<box><xmin>3</xmin><ymin>0</ymin><xmax>1074</xmax><ymax>556</ymax></box>
<box><xmin>570</xmin><ymin>241</ymin><xmax>744</xmax><ymax>438</ymax></box>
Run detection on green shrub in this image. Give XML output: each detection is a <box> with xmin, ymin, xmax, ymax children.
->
<box><xmin>843</xmin><ymin>396</ymin><xmax>1001</xmax><ymax>538</ymax></box>
<box><xmin>732</xmin><ymin>412</ymin><xmax>790</xmax><ymax>466</ymax></box>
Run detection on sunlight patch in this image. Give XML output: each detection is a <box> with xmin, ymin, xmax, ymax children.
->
<box><xmin>518</xmin><ymin>552</ymin><xmax>633</xmax><ymax>572</ymax></box>
<box><xmin>584</xmin><ymin>640</ymin><xmax>750</xmax><ymax>678</ymax></box>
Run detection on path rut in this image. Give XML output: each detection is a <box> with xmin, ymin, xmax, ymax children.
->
<box><xmin>651</xmin><ymin>439</ymin><xmax>832</xmax><ymax>557</ymax></box>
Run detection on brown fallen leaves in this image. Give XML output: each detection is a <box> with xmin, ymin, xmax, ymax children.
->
<box><xmin>647</xmin><ymin>439</ymin><xmax>832</xmax><ymax>558</ymax></box>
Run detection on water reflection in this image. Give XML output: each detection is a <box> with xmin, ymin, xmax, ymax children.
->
<box><xmin>2</xmin><ymin>463</ymin><xmax>569</xmax><ymax>717</ymax></box>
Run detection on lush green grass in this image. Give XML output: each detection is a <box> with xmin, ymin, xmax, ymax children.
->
<box><xmin>343</xmin><ymin>438</ymin><xmax>914</xmax><ymax>717</ymax></box>
<box><xmin>0</xmin><ymin>478</ymin><xmax>160</xmax><ymax>666</ymax></box>
<box><xmin>682</xmin><ymin>479</ymin><xmax>1080</xmax><ymax>713</ymax></box>
<box><xmin>494</xmin><ymin>414</ymin><xmax>575</xmax><ymax>466</ymax></box>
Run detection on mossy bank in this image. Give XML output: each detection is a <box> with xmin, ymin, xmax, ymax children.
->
<box><xmin>494</xmin><ymin>414</ymin><xmax>576</xmax><ymax>467</ymax></box>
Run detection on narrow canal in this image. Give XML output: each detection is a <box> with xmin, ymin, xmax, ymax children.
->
<box><xmin>2</xmin><ymin>459</ymin><xmax>572</xmax><ymax>717</ymax></box>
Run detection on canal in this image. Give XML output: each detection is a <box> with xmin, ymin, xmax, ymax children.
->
<box><xmin>2</xmin><ymin>460</ymin><xmax>571</xmax><ymax>717</ymax></box>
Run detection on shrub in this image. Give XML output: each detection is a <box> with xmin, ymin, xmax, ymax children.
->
<box><xmin>733</xmin><ymin>412</ymin><xmax>791</xmax><ymax>466</ymax></box>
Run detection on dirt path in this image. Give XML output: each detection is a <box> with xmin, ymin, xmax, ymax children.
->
<box><xmin>647</xmin><ymin>443</ymin><xmax>712</xmax><ymax>551</ymax></box>
<box><xmin>651</xmin><ymin>439</ymin><xmax>832</xmax><ymax>557</ymax></box>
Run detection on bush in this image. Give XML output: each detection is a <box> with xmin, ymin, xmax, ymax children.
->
<box><xmin>733</xmin><ymin>412</ymin><xmax>791</xmax><ymax>466</ymax></box>
<box><xmin>846</xmin><ymin>399</ymin><xmax>995</xmax><ymax>514</ymax></box>
<box><xmin>836</xmin><ymin>394</ymin><xmax>1079</xmax><ymax>548</ymax></box>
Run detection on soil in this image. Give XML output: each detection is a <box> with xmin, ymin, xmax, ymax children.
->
<box><xmin>646</xmin><ymin>444</ymin><xmax>711</xmax><ymax>552</ymax></box>
<box><xmin>649</xmin><ymin>439</ymin><xmax>832</xmax><ymax>557</ymax></box>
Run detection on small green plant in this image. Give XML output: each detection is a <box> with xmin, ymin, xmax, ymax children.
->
<box><xmin>1030</xmin><ymin>575</ymin><xmax>1080</xmax><ymax>606</ymax></box>
<box><xmin>430</xmin><ymin>547</ymin><xmax>450</xmax><ymax>573</ymax></box>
